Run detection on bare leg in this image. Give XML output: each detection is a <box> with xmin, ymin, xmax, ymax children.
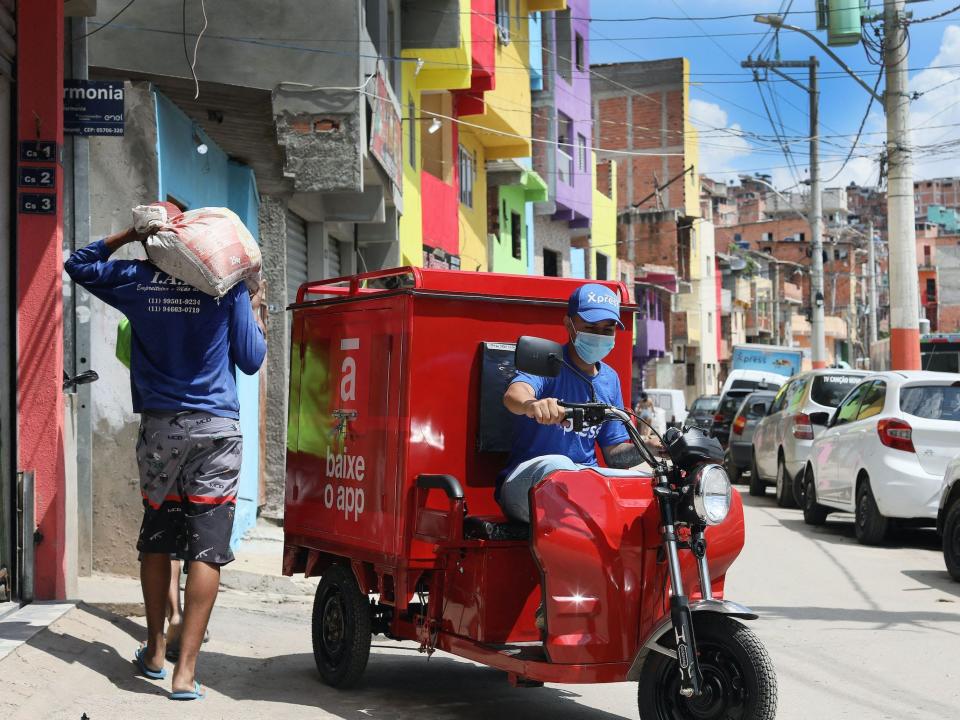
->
<box><xmin>139</xmin><ymin>553</ymin><xmax>171</xmax><ymax>670</ymax></box>
<box><xmin>170</xmin><ymin>561</ymin><xmax>220</xmax><ymax>693</ymax></box>
<box><xmin>165</xmin><ymin>559</ymin><xmax>183</xmax><ymax>651</ymax></box>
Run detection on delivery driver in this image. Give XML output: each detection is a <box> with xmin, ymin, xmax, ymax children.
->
<box><xmin>498</xmin><ymin>283</ymin><xmax>646</xmax><ymax>524</ymax></box>
<box><xmin>64</xmin><ymin>203</ymin><xmax>266</xmax><ymax>701</ymax></box>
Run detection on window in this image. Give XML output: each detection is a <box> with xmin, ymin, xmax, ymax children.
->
<box><xmin>686</xmin><ymin>363</ymin><xmax>696</xmax><ymax>387</ymax></box>
<box><xmin>407</xmin><ymin>95</ymin><xmax>416</xmax><ymax>170</ymax></box>
<box><xmin>495</xmin><ymin>0</ymin><xmax>510</xmax><ymax>43</ymax></box>
<box><xmin>458</xmin><ymin>144</ymin><xmax>475</xmax><ymax>207</ymax></box>
<box><xmin>811</xmin><ymin>374</ymin><xmax>864</xmax><ymax>408</ymax></box>
<box><xmin>575</xmin><ymin>33</ymin><xmax>585</xmax><ymax>71</ymax></box>
<box><xmin>927</xmin><ymin>278</ymin><xmax>937</xmax><ymax>302</ymax></box>
<box><xmin>577</xmin><ymin>133</ymin><xmax>587</xmax><ymax>172</ymax></box>
<box><xmin>798</xmin><ymin>232</ymin><xmax>805</xmax><ymax>243</ymax></box>
<box><xmin>557</xmin><ymin>112</ymin><xmax>574</xmax><ymax>185</ymax></box>
<box><xmin>857</xmin><ymin>381</ymin><xmax>886</xmax><ymax>421</ymax></box>
<box><xmin>556</xmin><ymin>9</ymin><xmax>572</xmax><ymax>82</ymax></box>
<box><xmin>734</xmin><ymin>233</ymin><xmax>742</xmax><ymax>243</ymax></box>
<box><xmin>543</xmin><ymin>248</ymin><xmax>560</xmax><ymax>277</ymax></box>
<box><xmin>769</xmin><ymin>383</ymin><xmax>791</xmax><ymax>414</ymax></box>
<box><xmin>901</xmin><ymin>384</ymin><xmax>960</xmax><ymax>421</ymax></box>
<box><xmin>596</xmin><ymin>253</ymin><xmax>608</xmax><ymax>280</ymax></box>
<box><xmin>832</xmin><ymin>381</ymin><xmax>872</xmax><ymax>426</ymax></box>
<box><xmin>511</xmin><ymin>211</ymin><xmax>522</xmax><ymax>260</ymax></box>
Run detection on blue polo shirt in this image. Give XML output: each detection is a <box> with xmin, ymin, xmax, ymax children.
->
<box><xmin>498</xmin><ymin>347</ymin><xmax>630</xmax><ymax>495</ymax></box>
<box><xmin>64</xmin><ymin>239</ymin><xmax>266</xmax><ymax>419</ymax></box>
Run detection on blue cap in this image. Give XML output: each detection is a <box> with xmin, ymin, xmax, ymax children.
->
<box><xmin>568</xmin><ymin>283</ymin><xmax>624</xmax><ymax>328</ymax></box>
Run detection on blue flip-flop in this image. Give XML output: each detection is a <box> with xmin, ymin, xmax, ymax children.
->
<box><xmin>169</xmin><ymin>680</ymin><xmax>205</xmax><ymax>701</ymax></box>
<box><xmin>133</xmin><ymin>646</ymin><xmax>167</xmax><ymax>680</ymax></box>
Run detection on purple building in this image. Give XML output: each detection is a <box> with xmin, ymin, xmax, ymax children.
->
<box><xmin>531</xmin><ymin>1</ymin><xmax>593</xmax><ymax>277</ymax></box>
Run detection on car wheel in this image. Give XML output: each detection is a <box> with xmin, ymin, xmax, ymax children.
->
<box><xmin>775</xmin><ymin>456</ymin><xmax>798</xmax><ymax>509</ymax></box>
<box><xmin>802</xmin><ymin>467</ymin><xmax>829</xmax><ymax>526</ymax></box>
<box><xmin>749</xmin><ymin>453</ymin><xmax>766</xmax><ymax>497</ymax></box>
<box><xmin>943</xmin><ymin>498</ymin><xmax>960</xmax><ymax>582</ymax></box>
<box><xmin>792</xmin><ymin>466</ymin><xmax>807</xmax><ymax>510</ymax></box>
<box><xmin>855</xmin><ymin>477</ymin><xmax>889</xmax><ymax>546</ymax></box>
<box><xmin>311</xmin><ymin>564</ymin><xmax>372</xmax><ymax>688</ymax></box>
<box><xmin>725</xmin><ymin>450</ymin><xmax>742</xmax><ymax>484</ymax></box>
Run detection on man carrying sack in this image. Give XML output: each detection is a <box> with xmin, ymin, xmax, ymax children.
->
<box><xmin>65</xmin><ymin>201</ymin><xmax>267</xmax><ymax>701</ymax></box>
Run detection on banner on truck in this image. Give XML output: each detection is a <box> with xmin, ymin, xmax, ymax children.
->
<box><xmin>731</xmin><ymin>346</ymin><xmax>802</xmax><ymax>377</ymax></box>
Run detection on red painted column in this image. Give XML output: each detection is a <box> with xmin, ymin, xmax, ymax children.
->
<box><xmin>17</xmin><ymin>1</ymin><xmax>66</xmax><ymax>599</ymax></box>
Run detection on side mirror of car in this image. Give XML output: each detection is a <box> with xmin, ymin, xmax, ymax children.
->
<box><xmin>514</xmin><ymin>336</ymin><xmax>564</xmax><ymax>378</ymax></box>
<box><xmin>809</xmin><ymin>411</ymin><xmax>831</xmax><ymax>427</ymax></box>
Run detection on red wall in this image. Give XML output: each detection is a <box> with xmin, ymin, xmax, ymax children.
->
<box><xmin>18</xmin><ymin>1</ymin><xmax>66</xmax><ymax>599</ymax></box>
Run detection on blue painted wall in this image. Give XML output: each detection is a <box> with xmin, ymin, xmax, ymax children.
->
<box><xmin>154</xmin><ymin>91</ymin><xmax>261</xmax><ymax>549</ymax></box>
<box><xmin>529</xmin><ymin>13</ymin><xmax>544</xmax><ymax>92</ymax></box>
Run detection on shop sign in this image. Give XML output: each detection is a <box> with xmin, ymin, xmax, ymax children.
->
<box><xmin>19</xmin><ymin>193</ymin><xmax>56</xmax><ymax>215</ymax></box>
<box><xmin>64</xmin><ymin>80</ymin><xmax>125</xmax><ymax>136</ymax></box>
<box><xmin>368</xmin><ymin>68</ymin><xmax>401</xmax><ymax>190</ymax></box>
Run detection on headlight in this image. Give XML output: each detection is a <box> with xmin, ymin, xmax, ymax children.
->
<box><xmin>693</xmin><ymin>464</ymin><xmax>732</xmax><ymax>525</ymax></box>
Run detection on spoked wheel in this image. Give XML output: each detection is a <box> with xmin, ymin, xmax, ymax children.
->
<box><xmin>637</xmin><ymin>613</ymin><xmax>777</xmax><ymax>720</ymax></box>
<box><xmin>311</xmin><ymin>564</ymin><xmax>372</xmax><ymax>688</ymax></box>
<box><xmin>638</xmin><ymin>614</ymin><xmax>777</xmax><ymax>720</ymax></box>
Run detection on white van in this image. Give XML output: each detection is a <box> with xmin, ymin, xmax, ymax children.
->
<box><xmin>719</xmin><ymin>369</ymin><xmax>787</xmax><ymax>398</ymax></box>
<box><xmin>645</xmin><ymin>389</ymin><xmax>688</xmax><ymax>428</ymax></box>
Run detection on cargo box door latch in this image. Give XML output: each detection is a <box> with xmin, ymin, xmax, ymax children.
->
<box><xmin>331</xmin><ymin>409</ymin><xmax>358</xmax><ymax>441</ymax></box>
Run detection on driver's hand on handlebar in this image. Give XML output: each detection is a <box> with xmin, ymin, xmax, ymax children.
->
<box><xmin>523</xmin><ymin>397</ymin><xmax>566</xmax><ymax>425</ymax></box>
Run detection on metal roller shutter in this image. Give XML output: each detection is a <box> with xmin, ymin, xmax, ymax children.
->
<box><xmin>285</xmin><ymin>210</ymin><xmax>308</xmax><ymax>305</ymax></box>
<box><xmin>326</xmin><ymin>237</ymin><xmax>341</xmax><ymax>278</ymax></box>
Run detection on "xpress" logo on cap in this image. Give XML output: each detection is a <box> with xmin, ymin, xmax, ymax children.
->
<box><xmin>586</xmin><ymin>291</ymin><xmax>617</xmax><ymax>306</ymax></box>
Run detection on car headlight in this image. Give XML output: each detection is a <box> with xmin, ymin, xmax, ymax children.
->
<box><xmin>693</xmin><ymin>464</ymin><xmax>732</xmax><ymax>525</ymax></box>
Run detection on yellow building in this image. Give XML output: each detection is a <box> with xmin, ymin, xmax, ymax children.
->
<box><xmin>590</xmin><ymin>153</ymin><xmax>617</xmax><ymax>280</ymax></box>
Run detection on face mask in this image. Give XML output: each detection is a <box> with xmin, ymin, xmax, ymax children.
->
<box><xmin>573</xmin><ymin>330</ymin><xmax>616</xmax><ymax>364</ymax></box>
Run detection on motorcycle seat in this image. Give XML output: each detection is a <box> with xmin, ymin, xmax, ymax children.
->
<box><xmin>463</xmin><ymin>515</ymin><xmax>529</xmax><ymax>541</ymax></box>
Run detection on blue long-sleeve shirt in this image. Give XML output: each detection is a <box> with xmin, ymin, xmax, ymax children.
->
<box><xmin>65</xmin><ymin>239</ymin><xmax>267</xmax><ymax>419</ymax></box>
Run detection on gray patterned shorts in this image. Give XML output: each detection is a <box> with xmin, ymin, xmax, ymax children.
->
<box><xmin>135</xmin><ymin>411</ymin><xmax>243</xmax><ymax>566</ymax></box>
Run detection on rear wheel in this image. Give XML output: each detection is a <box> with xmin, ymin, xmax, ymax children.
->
<box><xmin>855</xmin><ymin>478</ymin><xmax>889</xmax><ymax>545</ymax></box>
<box><xmin>802</xmin><ymin>467</ymin><xmax>829</xmax><ymax>526</ymax></box>
<box><xmin>775</xmin><ymin>457</ymin><xmax>797</xmax><ymax>509</ymax></box>
<box><xmin>749</xmin><ymin>453</ymin><xmax>766</xmax><ymax>497</ymax></box>
<box><xmin>725</xmin><ymin>450</ymin><xmax>742</xmax><ymax>484</ymax></box>
<box><xmin>943</xmin><ymin>499</ymin><xmax>960</xmax><ymax>582</ymax></box>
<box><xmin>638</xmin><ymin>613</ymin><xmax>778</xmax><ymax>720</ymax></box>
<box><xmin>311</xmin><ymin>564</ymin><xmax>372</xmax><ymax>688</ymax></box>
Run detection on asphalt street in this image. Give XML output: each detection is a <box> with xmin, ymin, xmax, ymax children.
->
<box><xmin>2</xmin><ymin>489</ymin><xmax>958</xmax><ymax>719</ymax></box>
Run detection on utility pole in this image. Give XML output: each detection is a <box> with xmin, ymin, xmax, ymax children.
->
<box><xmin>884</xmin><ymin>0</ymin><xmax>921</xmax><ymax>369</ymax></box>
<box><xmin>868</xmin><ymin>219</ymin><xmax>879</xmax><ymax>348</ymax></box>
<box><xmin>741</xmin><ymin>56</ymin><xmax>826</xmax><ymax>367</ymax></box>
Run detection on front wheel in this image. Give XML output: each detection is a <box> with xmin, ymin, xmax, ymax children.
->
<box><xmin>802</xmin><ymin>467</ymin><xmax>829</xmax><ymax>526</ymax></box>
<box><xmin>749</xmin><ymin>453</ymin><xmax>766</xmax><ymax>497</ymax></box>
<box><xmin>855</xmin><ymin>478</ymin><xmax>889</xmax><ymax>545</ymax></box>
<box><xmin>775</xmin><ymin>457</ymin><xmax>797</xmax><ymax>509</ymax></box>
<box><xmin>638</xmin><ymin>613</ymin><xmax>777</xmax><ymax>720</ymax></box>
<box><xmin>311</xmin><ymin>564</ymin><xmax>372</xmax><ymax>688</ymax></box>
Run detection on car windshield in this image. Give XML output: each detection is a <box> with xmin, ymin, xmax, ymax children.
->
<box><xmin>718</xmin><ymin>395</ymin><xmax>745</xmax><ymax>418</ymax></box>
<box><xmin>811</xmin><ymin>375</ymin><xmax>865</xmax><ymax>407</ymax></box>
<box><xmin>900</xmin><ymin>384</ymin><xmax>960</xmax><ymax>421</ymax></box>
<box><xmin>693</xmin><ymin>397</ymin><xmax>719</xmax><ymax>412</ymax></box>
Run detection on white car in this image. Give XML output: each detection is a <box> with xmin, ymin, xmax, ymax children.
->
<box><xmin>800</xmin><ymin>371</ymin><xmax>960</xmax><ymax>545</ymax></box>
<box><xmin>937</xmin><ymin>456</ymin><xmax>960</xmax><ymax>581</ymax></box>
<box><xmin>646</xmin><ymin>389</ymin><xmax>687</xmax><ymax>428</ymax></box>
<box><xmin>751</xmin><ymin>369</ymin><xmax>870</xmax><ymax>507</ymax></box>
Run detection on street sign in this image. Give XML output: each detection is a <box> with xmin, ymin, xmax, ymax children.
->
<box><xmin>17</xmin><ymin>166</ymin><xmax>55</xmax><ymax>189</ymax></box>
<box><xmin>63</xmin><ymin>80</ymin><xmax>125</xmax><ymax>136</ymax></box>
<box><xmin>19</xmin><ymin>141</ymin><xmax>58</xmax><ymax>163</ymax></box>
<box><xmin>19</xmin><ymin>193</ymin><xmax>56</xmax><ymax>215</ymax></box>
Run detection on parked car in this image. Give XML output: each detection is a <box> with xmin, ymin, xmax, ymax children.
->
<box><xmin>725</xmin><ymin>390</ymin><xmax>777</xmax><ymax>484</ymax></box>
<box><xmin>751</xmin><ymin>369</ymin><xmax>870</xmax><ymax>507</ymax></box>
<box><xmin>712</xmin><ymin>378</ymin><xmax>785</xmax><ymax>449</ymax></box>
<box><xmin>801</xmin><ymin>371</ymin><xmax>960</xmax><ymax>545</ymax></box>
<box><xmin>937</xmin><ymin>456</ymin><xmax>960</xmax><ymax>581</ymax></box>
<box><xmin>646</xmin><ymin>388</ymin><xmax>688</xmax><ymax>428</ymax></box>
<box><xmin>684</xmin><ymin>394</ymin><xmax>720</xmax><ymax>430</ymax></box>
<box><xmin>720</xmin><ymin>369</ymin><xmax>789</xmax><ymax>397</ymax></box>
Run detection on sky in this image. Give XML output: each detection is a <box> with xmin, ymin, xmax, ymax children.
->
<box><xmin>589</xmin><ymin>0</ymin><xmax>960</xmax><ymax>191</ymax></box>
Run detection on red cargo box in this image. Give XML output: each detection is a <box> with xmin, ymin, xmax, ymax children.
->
<box><xmin>283</xmin><ymin>267</ymin><xmax>634</xmax><ymax>600</ymax></box>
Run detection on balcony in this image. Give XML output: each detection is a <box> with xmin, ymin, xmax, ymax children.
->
<box><xmin>734</xmin><ymin>277</ymin><xmax>752</xmax><ymax>307</ymax></box>
<box><xmin>557</xmin><ymin>147</ymin><xmax>574</xmax><ymax>186</ymax></box>
<box><xmin>782</xmin><ymin>281</ymin><xmax>802</xmax><ymax>304</ymax></box>
<box><xmin>635</xmin><ymin>318</ymin><xmax>667</xmax><ymax>360</ymax></box>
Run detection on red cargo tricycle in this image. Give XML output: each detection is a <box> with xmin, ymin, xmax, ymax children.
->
<box><xmin>283</xmin><ymin>268</ymin><xmax>777</xmax><ymax>719</ymax></box>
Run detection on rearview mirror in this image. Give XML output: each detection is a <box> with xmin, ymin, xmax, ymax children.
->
<box><xmin>809</xmin><ymin>411</ymin><xmax>830</xmax><ymax>427</ymax></box>
<box><xmin>515</xmin><ymin>336</ymin><xmax>564</xmax><ymax>378</ymax></box>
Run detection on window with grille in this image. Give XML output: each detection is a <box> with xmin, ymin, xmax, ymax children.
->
<box><xmin>458</xmin><ymin>144</ymin><xmax>475</xmax><ymax>207</ymax></box>
<box><xmin>577</xmin><ymin>133</ymin><xmax>587</xmax><ymax>172</ymax></box>
<box><xmin>511</xmin><ymin>212</ymin><xmax>522</xmax><ymax>260</ymax></box>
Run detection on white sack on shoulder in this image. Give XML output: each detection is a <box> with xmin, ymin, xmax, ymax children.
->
<box><xmin>137</xmin><ymin>207</ymin><xmax>262</xmax><ymax>298</ymax></box>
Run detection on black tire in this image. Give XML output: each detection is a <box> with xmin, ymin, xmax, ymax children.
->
<box><xmin>749</xmin><ymin>453</ymin><xmax>766</xmax><ymax>497</ymax></box>
<box><xmin>792</xmin><ymin>465</ymin><xmax>807</xmax><ymax>510</ymax></box>
<box><xmin>311</xmin><ymin>564</ymin><xmax>372</xmax><ymax>688</ymax></box>
<box><xmin>801</xmin><ymin>467</ymin><xmax>829</xmax><ymax>526</ymax></box>
<box><xmin>725</xmin><ymin>450</ymin><xmax>742</xmax><ymax>485</ymax></box>
<box><xmin>638</xmin><ymin>613</ymin><xmax>778</xmax><ymax>720</ymax></box>
<box><xmin>855</xmin><ymin>478</ymin><xmax>889</xmax><ymax>546</ymax></box>
<box><xmin>774</xmin><ymin>456</ymin><xmax>797</xmax><ymax>509</ymax></box>
<box><xmin>943</xmin><ymin>499</ymin><xmax>960</xmax><ymax>582</ymax></box>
